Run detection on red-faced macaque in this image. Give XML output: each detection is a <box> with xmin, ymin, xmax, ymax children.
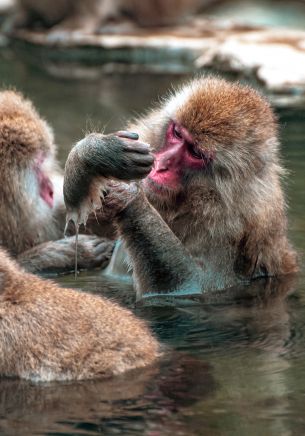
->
<box><xmin>11</xmin><ymin>0</ymin><xmax>203</xmax><ymax>33</ymax></box>
<box><xmin>0</xmin><ymin>90</ymin><xmax>114</xmax><ymax>273</ymax></box>
<box><xmin>0</xmin><ymin>247</ymin><xmax>160</xmax><ymax>380</ymax></box>
<box><xmin>63</xmin><ymin>77</ymin><xmax>298</xmax><ymax>299</ymax></box>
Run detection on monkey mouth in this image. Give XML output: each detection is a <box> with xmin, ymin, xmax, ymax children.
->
<box><xmin>144</xmin><ymin>177</ymin><xmax>179</xmax><ymax>199</ymax></box>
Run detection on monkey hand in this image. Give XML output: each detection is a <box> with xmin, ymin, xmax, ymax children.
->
<box><xmin>109</xmin><ymin>130</ymin><xmax>154</xmax><ymax>180</ymax></box>
<box><xmin>66</xmin><ymin>131</ymin><xmax>154</xmax><ymax>182</ymax></box>
<box><xmin>64</xmin><ymin>131</ymin><xmax>153</xmax><ymax>215</ymax></box>
<box><xmin>99</xmin><ymin>181</ymin><xmax>141</xmax><ymax>220</ymax></box>
<box><xmin>17</xmin><ymin>235</ymin><xmax>115</xmax><ymax>274</ymax></box>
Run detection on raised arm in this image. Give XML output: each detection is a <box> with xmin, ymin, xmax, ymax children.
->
<box><xmin>64</xmin><ymin>131</ymin><xmax>154</xmax><ymax>226</ymax></box>
<box><xmin>112</xmin><ymin>185</ymin><xmax>204</xmax><ymax>299</ymax></box>
<box><xmin>64</xmin><ymin>131</ymin><xmax>204</xmax><ymax>299</ymax></box>
<box><xmin>64</xmin><ymin>76</ymin><xmax>298</xmax><ymax>299</ymax></box>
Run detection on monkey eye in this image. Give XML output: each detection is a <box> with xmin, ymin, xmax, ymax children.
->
<box><xmin>173</xmin><ymin>124</ymin><xmax>183</xmax><ymax>140</ymax></box>
<box><xmin>188</xmin><ymin>144</ymin><xmax>203</xmax><ymax>159</ymax></box>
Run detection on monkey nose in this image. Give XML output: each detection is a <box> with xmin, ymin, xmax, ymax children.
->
<box><xmin>154</xmin><ymin>158</ymin><xmax>169</xmax><ymax>172</ymax></box>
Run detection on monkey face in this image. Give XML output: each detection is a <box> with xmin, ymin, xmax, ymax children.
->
<box><xmin>0</xmin><ymin>90</ymin><xmax>59</xmax><ymax>222</ymax></box>
<box><xmin>144</xmin><ymin>120</ymin><xmax>214</xmax><ymax>198</ymax></box>
<box><xmin>33</xmin><ymin>152</ymin><xmax>55</xmax><ymax>209</ymax></box>
<box><xmin>144</xmin><ymin>77</ymin><xmax>278</xmax><ymax>204</ymax></box>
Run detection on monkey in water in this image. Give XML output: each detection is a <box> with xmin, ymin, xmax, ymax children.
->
<box><xmin>0</xmin><ymin>247</ymin><xmax>160</xmax><ymax>381</ymax></box>
<box><xmin>64</xmin><ymin>77</ymin><xmax>298</xmax><ymax>299</ymax></box>
<box><xmin>11</xmin><ymin>0</ymin><xmax>202</xmax><ymax>33</ymax></box>
<box><xmin>0</xmin><ymin>90</ymin><xmax>117</xmax><ymax>274</ymax></box>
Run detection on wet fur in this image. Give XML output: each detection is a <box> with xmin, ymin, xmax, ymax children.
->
<box><xmin>0</xmin><ymin>248</ymin><xmax>160</xmax><ymax>381</ymax></box>
<box><xmin>63</xmin><ymin>77</ymin><xmax>298</xmax><ymax>295</ymax></box>
<box><xmin>127</xmin><ymin>77</ymin><xmax>298</xmax><ymax>287</ymax></box>
<box><xmin>0</xmin><ymin>91</ymin><xmax>61</xmax><ymax>256</ymax></box>
<box><xmin>0</xmin><ymin>90</ymin><xmax>114</xmax><ymax>273</ymax></box>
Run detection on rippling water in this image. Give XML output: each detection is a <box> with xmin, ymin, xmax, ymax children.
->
<box><xmin>0</xmin><ymin>49</ymin><xmax>305</xmax><ymax>436</ymax></box>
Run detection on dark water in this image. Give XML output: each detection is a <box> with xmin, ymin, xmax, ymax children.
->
<box><xmin>0</xmin><ymin>49</ymin><xmax>305</xmax><ymax>436</ymax></box>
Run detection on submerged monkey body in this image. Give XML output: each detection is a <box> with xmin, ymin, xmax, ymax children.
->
<box><xmin>0</xmin><ymin>249</ymin><xmax>160</xmax><ymax>381</ymax></box>
<box><xmin>64</xmin><ymin>77</ymin><xmax>298</xmax><ymax>297</ymax></box>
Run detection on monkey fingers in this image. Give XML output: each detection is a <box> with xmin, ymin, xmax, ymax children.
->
<box><xmin>100</xmin><ymin>182</ymin><xmax>140</xmax><ymax>220</ymax></box>
<box><xmin>122</xmin><ymin>151</ymin><xmax>154</xmax><ymax>177</ymax></box>
<box><xmin>76</xmin><ymin>235</ymin><xmax>115</xmax><ymax>270</ymax></box>
<box><xmin>64</xmin><ymin>132</ymin><xmax>154</xmax><ymax>227</ymax></box>
<box><xmin>120</xmin><ymin>136</ymin><xmax>151</xmax><ymax>155</ymax></box>
<box><xmin>115</xmin><ymin>131</ymin><xmax>139</xmax><ymax>140</ymax></box>
<box><xmin>17</xmin><ymin>235</ymin><xmax>115</xmax><ymax>273</ymax></box>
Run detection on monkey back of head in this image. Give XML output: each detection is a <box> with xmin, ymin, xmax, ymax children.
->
<box><xmin>0</xmin><ymin>247</ymin><xmax>160</xmax><ymax>381</ymax></box>
<box><xmin>0</xmin><ymin>91</ymin><xmax>57</xmax><ymax>255</ymax></box>
<box><xmin>0</xmin><ymin>91</ymin><xmax>55</xmax><ymax>165</ymax></box>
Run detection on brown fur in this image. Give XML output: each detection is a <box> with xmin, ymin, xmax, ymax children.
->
<box><xmin>0</xmin><ymin>90</ymin><xmax>60</xmax><ymax>256</ymax></box>
<box><xmin>128</xmin><ymin>77</ymin><xmax>298</xmax><ymax>289</ymax></box>
<box><xmin>0</xmin><ymin>91</ymin><xmax>54</xmax><ymax>164</ymax></box>
<box><xmin>0</xmin><ymin>90</ymin><xmax>114</xmax><ymax>272</ymax></box>
<box><xmin>63</xmin><ymin>77</ymin><xmax>297</xmax><ymax>295</ymax></box>
<box><xmin>0</xmin><ymin>248</ymin><xmax>160</xmax><ymax>381</ymax></box>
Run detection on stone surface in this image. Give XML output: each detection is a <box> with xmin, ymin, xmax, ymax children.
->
<box><xmin>6</xmin><ymin>16</ymin><xmax>305</xmax><ymax>97</ymax></box>
<box><xmin>197</xmin><ymin>28</ymin><xmax>305</xmax><ymax>93</ymax></box>
<box><xmin>0</xmin><ymin>0</ymin><xmax>14</xmax><ymax>14</ymax></box>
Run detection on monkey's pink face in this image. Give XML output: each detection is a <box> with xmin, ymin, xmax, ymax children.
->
<box><xmin>145</xmin><ymin>121</ymin><xmax>213</xmax><ymax>197</ymax></box>
<box><xmin>33</xmin><ymin>154</ymin><xmax>54</xmax><ymax>208</ymax></box>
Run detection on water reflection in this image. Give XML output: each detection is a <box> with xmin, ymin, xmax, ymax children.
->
<box><xmin>0</xmin><ymin>277</ymin><xmax>304</xmax><ymax>433</ymax></box>
<box><xmin>0</xmin><ymin>273</ymin><xmax>303</xmax><ymax>435</ymax></box>
<box><xmin>0</xmin><ymin>355</ymin><xmax>214</xmax><ymax>435</ymax></box>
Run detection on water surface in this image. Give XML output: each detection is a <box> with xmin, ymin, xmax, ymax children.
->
<box><xmin>0</xmin><ymin>50</ymin><xmax>305</xmax><ymax>436</ymax></box>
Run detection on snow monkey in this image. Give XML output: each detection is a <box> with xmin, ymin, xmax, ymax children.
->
<box><xmin>0</xmin><ymin>247</ymin><xmax>160</xmax><ymax>381</ymax></box>
<box><xmin>64</xmin><ymin>77</ymin><xmax>298</xmax><ymax>299</ymax></box>
<box><xmin>11</xmin><ymin>0</ymin><xmax>203</xmax><ymax>32</ymax></box>
<box><xmin>0</xmin><ymin>90</ymin><xmax>115</xmax><ymax>273</ymax></box>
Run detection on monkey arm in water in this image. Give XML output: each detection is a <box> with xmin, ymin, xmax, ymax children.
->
<box><xmin>16</xmin><ymin>235</ymin><xmax>114</xmax><ymax>274</ymax></box>
<box><xmin>64</xmin><ymin>132</ymin><xmax>205</xmax><ymax>299</ymax></box>
<box><xmin>104</xmin><ymin>182</ymin><xmax>204</xmax><ymax>299</ymax></box>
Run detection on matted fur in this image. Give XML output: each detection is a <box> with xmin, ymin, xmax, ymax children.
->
<box><xmin>0</xmin><ymin>248</ymin><xmax>160</xmax><ymax>381</ymax></box>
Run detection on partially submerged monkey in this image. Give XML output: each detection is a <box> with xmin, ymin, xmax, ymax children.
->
<box><xmin>0</xmin><ymin>90</ymin><xmax>115</xmax><ymax>273</ymax></box>
<box><xmin>0</xmin><ymin>247</ymin><xmax>160</xmax><ymax>381</ymax></box>
<box><xmin>64</xmin><ymin>77</ymin><xmax>298</xmax><ymax>298</ymax></box>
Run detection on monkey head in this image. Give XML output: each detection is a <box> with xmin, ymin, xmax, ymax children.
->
<box><xmin>143</xmin><ymin>77</ymin><xmax>279</xmax><ymax>208</ymax></box>
<box><xmin>0</xmin><ymin>91</ymin><xmax>56</xmax><ymax>210</ymax></box>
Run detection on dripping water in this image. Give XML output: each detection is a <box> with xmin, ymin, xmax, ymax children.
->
<box><xmin>64</xmin><ymin>214</ymin><xmax>80</xmax><ymax>279</ymax></box>
<box><xmin>74</xmin><ymin>224</ymin><xmax>79</xmax><ymax>279</ymax></box>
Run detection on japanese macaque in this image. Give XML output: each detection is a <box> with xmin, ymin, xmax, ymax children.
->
<box><xmin>11</xmin><ymin>0</ymin><xmax>203</xmax><ymax>33</ymax></box>
<box><xmin>0</xmin><ymin>90</ymin><xmax>114</xmax><ymax>273</ymax></box>
<box><xmin>0</xmin><ymin>247</ymin><xmax>160</xmax><ymax>381</ymax></box>
<box><xmin>64</xmin><ymin>77</ymin><xmax>298</xmax><ymax>299</ymax></box>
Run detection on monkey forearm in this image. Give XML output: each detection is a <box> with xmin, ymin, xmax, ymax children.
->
<box><xmin>17</xmin><ymin>235</ymin><xmax>114</xmax><ymax>274</ymax></box>
<box><xmin>116</xmin><ymin>192</ymin><xmax>203</xmax><ymax>298</ymax></box>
